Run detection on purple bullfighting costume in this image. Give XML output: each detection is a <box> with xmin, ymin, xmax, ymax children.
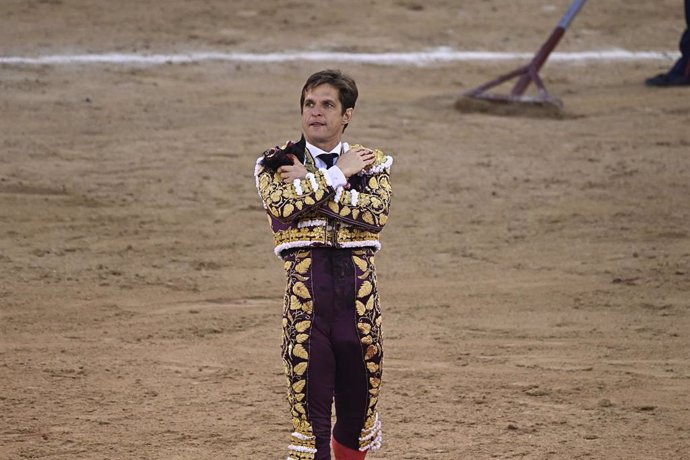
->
<box><xmin>255</xmin><ymin>136</ymin><xmax>393</xmax><ymax>459</ymax></box>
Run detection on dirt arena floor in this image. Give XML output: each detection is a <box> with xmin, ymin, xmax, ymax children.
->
<box><xmin>1</xmin><ymin>1</ymin><xmax>689</xmax><ymax>459</ymax></box>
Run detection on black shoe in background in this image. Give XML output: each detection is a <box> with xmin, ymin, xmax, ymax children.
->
<box><xmin>645</xmin><ymin>72</ymin><xmax>690</xmax><ymax>87</ymax></box>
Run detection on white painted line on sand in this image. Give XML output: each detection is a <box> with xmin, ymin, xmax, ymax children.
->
<box><xmin>0</xmin><ymin>49</ymin><xmax>679</xmax><ymax>66</ymax></box>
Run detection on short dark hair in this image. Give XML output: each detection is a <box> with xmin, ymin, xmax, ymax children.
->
<box><xmin>300</xmin><ymin>69</ymin><xmax>358</xmax><ymax>114</ymax></box>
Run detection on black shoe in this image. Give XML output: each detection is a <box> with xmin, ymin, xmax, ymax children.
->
<box><xmin>645</xmin><ymin>72</ymin><xmax>690</xmax><ymax>87</ymax></box>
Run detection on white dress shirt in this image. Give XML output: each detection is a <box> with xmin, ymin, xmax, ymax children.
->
<box><xmin>305</xmin><ymin>140</ymin><xmax>349</xmax><ymax>189</ymax></box>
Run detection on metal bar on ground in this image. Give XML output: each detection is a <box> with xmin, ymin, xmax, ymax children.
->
<box><xmin>458</xmin><ymin>0</ymin><xmax>589</xmax><ymax>111</ymax></box>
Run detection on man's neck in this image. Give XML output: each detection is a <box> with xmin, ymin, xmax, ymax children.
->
<box><xmin>305</xmin><ymin>138</ymin><xmax>342</xmax><ymax>154</ymax></box>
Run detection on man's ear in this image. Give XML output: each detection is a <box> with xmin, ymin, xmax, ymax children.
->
<box><xmin>342</xmin><ymin>107</ymin><xmax>353</xmax><ymax>126</ymax></box>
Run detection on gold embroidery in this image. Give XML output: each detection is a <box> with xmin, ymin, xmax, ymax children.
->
<box><xmin>273</xmin><ymin>224</ymin><xmax>380</xmax><ymax>250</ymax></box>
<box><xmin>366</xmin><ymin>296</ymin><xmax>375</xmax><ymax>311</ymax></box>
<box><xmin>293</xmin><ymin>344</ymin><xmax>309</xmax><ymax>359</ymax></box>
<box><xmin>294</xmin><ymin>361</ymin><xmax>308</xmax><ymax>375</ymax></box>
<box><xmin>292</xmin><ymin>282</ymin><xmax>311</xmax><ymax>299</ymax></box>
<box><xmin>319</xmin><ymin>149</ymin><xmax>392</xmax><ymax>231</ymax></box>
<box><xmin>365</xmin><ymin>344</ymin><xmax>378</xmax><ymax>360</ymax></box>
<box><xmin>357</xmin><ymin>281</ymin><xmax>373</xmax><ymax>298</ymax></box>
<box><xmin>296</xmin><ymin>333</ymin><xmax>309</xmax><ymax>343</ymax></box>
<box><xmin>257</xmin><ymin>166</ymin><xmax>334</xmax><ymax>223</ymax></box>
<box><xmin>351</xmin><ymin>249</ymin><xmax>384</xmax><ymax>452</ymax></box>
<box><xmin>282</xmin><ymin>203</ymin><xmax>294</xmax><ymax>218</ymax></box>
<box><xmin>352</xmin><ymin>255</ymin><xmax>368</xmax><ymax>272</ymax></box>
<box><xmin>295</xmin><ymin>320</ymin><xmax>311</xmax><ymax>332</ymax></box>
<box><xmin>289</xmin><ymin>295</ymin><xmax>302</xmax><ymax>311</ymax></box>
<box><xmin>295</xmin><ymin>258</ymin><xmax>311</xmax><ymax>274</ymax></box>
<box><xmin>358</xmin><ymin>323</ymin><xmax>372</xmax><ymax>335</ymax></box>
<box><xmin>282</xmin><ymin>250</ymin><xmax>316</xmax><ymax>458</ymax></box>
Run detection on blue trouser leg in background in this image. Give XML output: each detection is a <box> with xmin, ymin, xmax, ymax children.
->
<box><xmin>670</xmin><ymin>0</ymin><xmax>690</xmax><ymax>76</ymax></box>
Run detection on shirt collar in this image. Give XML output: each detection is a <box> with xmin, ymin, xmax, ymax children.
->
<box><xmin>305</xmin><ymin>140</ymin><xmax>348</xmax><ymax>157</ymax></box>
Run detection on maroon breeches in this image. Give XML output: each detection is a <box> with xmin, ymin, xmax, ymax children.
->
<box><xmin>282</xmin><ymin>247</ymin><xmax>383</xmax><ymax>460</ymax></box>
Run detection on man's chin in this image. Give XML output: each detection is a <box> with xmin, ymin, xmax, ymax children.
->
<box><xmin>305</xmin><ymin>127</ymin><xmax>326</xmax><ymax>138</ymax></box>
<box><xmin>305</xmin><ymin>133</ymin><xmax>333</xmax><ymax>146</ymax></box>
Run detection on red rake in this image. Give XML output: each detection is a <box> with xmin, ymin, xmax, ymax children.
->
<box><xmin>457</xmin><ymin>0</ymin><xmax>588</xmax><ymax>113</ymax></box>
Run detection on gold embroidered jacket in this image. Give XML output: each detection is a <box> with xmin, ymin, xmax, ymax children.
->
<box><xmin>255</xmin><ymin>144</ymin><xmax>393</xmax><ymax>258</ymax></box>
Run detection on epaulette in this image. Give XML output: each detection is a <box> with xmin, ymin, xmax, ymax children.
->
<box><xmin>359</xmin><ymin>148</ymin><xmax>393</xmax><ymax>175</ymax></box>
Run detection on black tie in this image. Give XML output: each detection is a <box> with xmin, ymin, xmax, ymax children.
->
<box><xmin>318</xmin><ymin>153</ymin><xmax>338</xmax><ymax>168</ymax></box>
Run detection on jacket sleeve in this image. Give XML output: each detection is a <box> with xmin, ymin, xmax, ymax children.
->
<box><xmin>319</xmin><ymin>151</ymin><xmax>393</xmax><ymax>232</ymax></box>
<box><xmin>255</xmin><ymin>158</ymin><xmax>335</xmax><ymax>223</ymax></box>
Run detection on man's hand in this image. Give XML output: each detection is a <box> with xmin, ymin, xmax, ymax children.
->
<box><xmin>336</xmin><ymin>148</ymin><xmax>376</xmax><ymax>178</ymax></box>
<box><xmin>278</xmin><ymin>156</ymin><xmax>308</xmax><ymax>183</ymax></box>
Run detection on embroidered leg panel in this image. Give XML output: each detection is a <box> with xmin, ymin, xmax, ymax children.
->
<box><xmin>283</xmin><ymin>250</ymin><xmax>317</xmax><ymax>459</ymax></box>
<box><xmin>351</xmin><ymin>249</ymin><xmax>384</xmax><ymax>452</ymax></box>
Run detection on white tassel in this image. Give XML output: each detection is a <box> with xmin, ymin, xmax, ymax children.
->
<box><xmin>306</xmin><ymin>173</ymin><xmax>319</xmax><ymax>191</ymax></box>
<box><xmin>293</xmin><ymin>178</ymin><xmax>303</xmax><ymax>196</ymax></box>
<box><xmin>334</xmin><ymin>186</ymin><xmax>344</xmax><ymax>203</ymax></box>
<box><xmin>288</xmin><ymin>444</ymin><xmax>318</xmax><ymax>454</ymax></box>
<box><xmin>359</xmin><ymin>414</ymin><xmax>383</xmax><ymax>452</ymax></box>
<box><xmin>275</xmin><ymin>240</ymin><xmax>317</xmax><ymax>257</ymax></box>
<box><xmin>254</xmin><ymin>156</ymin><xmax>268</xmax><ymax>209</ymax></box>
<box><xmin>291</xmin><ymin>432</ymin><xmax>316</xmax><ymax>441</ymax></box>
<box><xmin>359</xmin><ymin>155</ymin><xmax>394</xmax><ymax>175</ymax></box>
<box><xmin>297</xmin><ymin>219</ymin><xmax>327</xmax><ymax>229</ymax></box>
<box><xmin>359</xmin><ymin>413</ymin><xmax>382</xmax><ymax>442</ymax></box>
<box><xmin>350</xmin><ymin>189</ymin><xmax>359</xmax><ymax>206</ymax></box>
<box><xmin>319</xmin><ymin>168</ymin><xmax>333</xmax><ymax>187</ymax></box>
<box><xmin>338</xmin><ymin>240</ymin><xmax>381</xmax><ymax>252</ymax></box>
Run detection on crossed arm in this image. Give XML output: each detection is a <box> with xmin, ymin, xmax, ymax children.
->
<box><xmin>256</xmin><ymin>147</ymin><xmax>392</xmax><ymax>232</ymax></box>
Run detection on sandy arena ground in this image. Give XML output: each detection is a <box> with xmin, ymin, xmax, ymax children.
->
<box><xmin>1</xmin><ymin>1</ymin><xmax>689</xmax><ymax>458</ymax></box>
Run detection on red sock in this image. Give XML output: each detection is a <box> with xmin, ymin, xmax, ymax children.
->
<box><xmin>332</xmin><ymin>436</ymin><xmax>367</xmax><ymax>460</ymax></box>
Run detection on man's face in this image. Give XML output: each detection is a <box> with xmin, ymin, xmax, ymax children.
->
<box><xmin>301</xmin><ymin>83</ymin><xmax>353</xmax><ymax>151</ymax></box>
